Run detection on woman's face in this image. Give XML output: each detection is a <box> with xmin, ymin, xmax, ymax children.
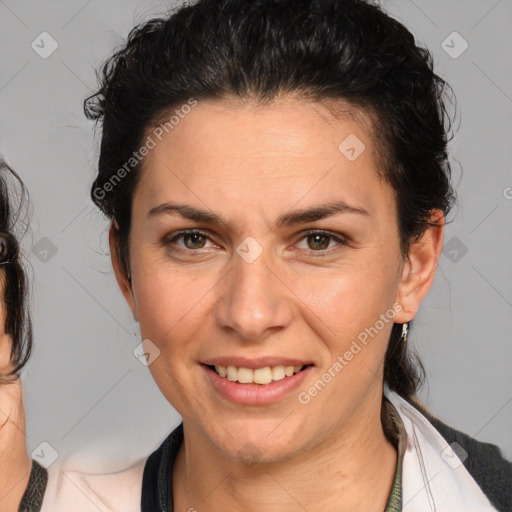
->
<box><xmin>112</xmin><ymin>97</ymin><xmax>437</xmax><ymax>462</ymax></box>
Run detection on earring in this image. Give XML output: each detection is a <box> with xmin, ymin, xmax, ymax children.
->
<box><xmin>401</xmin><ymin>322</ymin><xmax>409</xmax><ymax>346</ymax></box>
<box><xmin>132</xmin><ymin>320</ymin><xmax>141</xmax><ymax>345</ymax></box>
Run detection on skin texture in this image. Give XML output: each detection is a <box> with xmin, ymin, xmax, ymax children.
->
<box><xmin>0</xmin><ymin>275</ymin><xmax>31</xmax><ymax>511</ymax></box>
<box><xmin>111</xmin><ymin>97</ymin><xmax>444</xmax><ymax>511</ymax></box>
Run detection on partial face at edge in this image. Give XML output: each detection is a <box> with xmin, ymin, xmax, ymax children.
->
<box><xmin>0</xmin><ymin>273</ymin><xmax>13</xmax><ymax>375</ymax></box>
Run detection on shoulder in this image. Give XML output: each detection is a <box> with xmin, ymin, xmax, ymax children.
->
<box><xmin>41</xmin><ymin>458</ymin><xmax>146</xmax><ymax>512</ymax></box>
<box><xmin>405</xmin><ymin>395</ymin><xmax>512</xmax><ymax>512</ymax></box>
<box><xmin>40</xmin><ymin>425</ymin><xmax>184</xmax><ymax>512</ymax></box>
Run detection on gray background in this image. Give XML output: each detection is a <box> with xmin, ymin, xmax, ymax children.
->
<box><xmin>0</xmin><ymin>0</ymin><xmax>511</xmax><ymax>470</ymax></box>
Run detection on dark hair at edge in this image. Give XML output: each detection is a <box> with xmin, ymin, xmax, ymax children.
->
<box><xmin>84</xmin><ymin>0</ymin><xmax>457</xmax><ymax>399</ymax></box>
<box><xmin>0</xmin><ymin>159</ymin><xmax>33</xmax><ymax>382</ymax></box>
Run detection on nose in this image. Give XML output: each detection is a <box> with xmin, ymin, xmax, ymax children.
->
<box><xmin>214</xmin><ymin>248</ymin><xmax>294</xmax><ymax>341</ymax></box>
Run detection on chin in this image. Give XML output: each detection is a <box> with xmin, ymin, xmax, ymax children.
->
<box><xmin>207</xmin><ymin>420</ymin><xmax>306</xmax><ymax>465</ymax></box>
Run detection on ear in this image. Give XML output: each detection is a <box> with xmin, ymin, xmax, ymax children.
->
<box><xmin>109</xmin><ymin>222</ymin><xmax>137</xmax><ymax>320</ymax></box>
<box><xmin>394</xmin><ymin>209</ymin><xmax>445</xmax><ymax>323</ymax></box>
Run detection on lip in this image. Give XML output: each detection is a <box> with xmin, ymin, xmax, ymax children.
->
<box><xmin>202</xmin><ymin>356</ymin><xmax>313</xmax><ymax>369</ymax></box>
<box><xmin>201</xmin><ymin>363</ymin><xmax>313</xmax><ymax>405</ymax></box>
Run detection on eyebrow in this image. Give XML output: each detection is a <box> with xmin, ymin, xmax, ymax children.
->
<box><xmin>147</xmin><ymin>200</ymin><xmax>370</xmax><ymax>228</ymax></box>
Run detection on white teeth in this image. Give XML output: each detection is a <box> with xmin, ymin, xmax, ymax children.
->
<box><xmin>213</xmin><ymin>364</ymin><xmax>305</xmax><ymax>385</ymax></box>
<box><xmin>226</xmin><ymin>365</ymin><xmax>237</xmax><ymax>381</ymax></box>
<box><xmin>237</xmin><ymin>367</ymin><xmax>253</xmax><ymax>384</ymax></box>
<box><xmin>271</xmin><ymin>365</ymin><xmax>286</xmax><ymax>381</ymax></box>
<box><xmin>253</xmin><ymin>367</ymin><xmax>273</xmax><ymax>385</ymax></box>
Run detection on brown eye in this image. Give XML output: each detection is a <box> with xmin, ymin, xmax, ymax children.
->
<box><xmin>295</xmin><ymin>230</ymin><xmax>348</xmax><ymax>256</ymax></box>
<box><xmin>307</xmin><ymin>233</ymin><xmax>331</xmax><ymax>251</ymax></box>
<box><xmin>163</xmin><ymin>230</ymin><xmax>213</xmax><ymax>252</ymax></box>
<box><xmin>181</xmin><ymin>232</ymin><xmax>207</xmax><ymax>249</ymax></box>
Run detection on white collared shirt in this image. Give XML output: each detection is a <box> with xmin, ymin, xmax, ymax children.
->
<box><xmin>385</xmin><ymin>389</ymin><xmax>499</xmax><ymax>511</ymax></box>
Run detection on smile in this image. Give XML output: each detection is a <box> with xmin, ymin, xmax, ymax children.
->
<box><xmin>202</xmin><ymin>362</ymin><xmax>314</xmax><ymax>405</ymax></box>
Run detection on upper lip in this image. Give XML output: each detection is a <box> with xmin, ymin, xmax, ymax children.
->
<box><xmin>202</xmin><ymin>356</ymin><xmax>313</xmax><ymax>369</ymax></box>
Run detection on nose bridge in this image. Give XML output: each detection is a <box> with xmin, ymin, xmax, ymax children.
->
<box><xmin>214</xmin><ymin>240</ymin><xmax>293</xmax><ymax>339</ymax></box>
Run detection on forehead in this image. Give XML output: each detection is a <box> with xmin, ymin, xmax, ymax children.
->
<box><xmin>145</xmin><ymin>96</ymin><xmax>378</xmax><ymax>163</ymax></box>
<box><xmin>136</xmin><ymin>97</ymin><xmax>393</xmax><ymax>223</ymax></box>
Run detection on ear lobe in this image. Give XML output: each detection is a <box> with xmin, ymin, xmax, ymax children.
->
<box><xmin>394</xmin><ymin>209</ymin><xmax>445</xmax><ymax>323</ymax></box>
<box><xmin>109</xmin><ymin>222</ymin><xmax>137</xmax><ymax>318</ymax></box>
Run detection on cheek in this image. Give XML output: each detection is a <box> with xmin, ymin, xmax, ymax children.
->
<box><xmin>291</xmin><ymin>267</ymin><xmax>399</xmax><ymax>394</ymax></box>
<box><xmin>294</xmin><ymin>261</ymin><xmax>397</xmax><ymax>334</ymax></box>
<box><xmin>133</xmin><ymin>265</ymin><xmax>218</xmax><ymax>352</ymax></box>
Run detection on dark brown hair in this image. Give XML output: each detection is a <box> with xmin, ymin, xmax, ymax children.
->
<box><xmin>0</xmin><ymin>159</ymin><xmax>33</xmax><ymax>382</ymax></box>
<box><xmin>85</xmin><ymin>0</ymin><xmax>456</xmax><ymax>398</ymax></box>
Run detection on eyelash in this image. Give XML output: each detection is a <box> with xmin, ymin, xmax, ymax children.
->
<box><xmin>163</xmin><ymin>229</ymin><xmax>348</xmax><ymax>258</ymax></box>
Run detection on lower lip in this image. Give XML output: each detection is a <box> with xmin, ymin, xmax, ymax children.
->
<box><xmin>201</xmin><ymin>364</ymin><xmax>313</xmax><ymax>405</ymax></box>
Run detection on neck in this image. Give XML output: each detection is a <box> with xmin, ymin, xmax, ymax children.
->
<box><xmin>0</xmin><ymin>379</ymin><xmax>32</xmax><ymax>511</ymax></box>
<box><xmin>173</xmin><ymin>393</ymin><xmax>397</xmax><ymax>512</ymax></box>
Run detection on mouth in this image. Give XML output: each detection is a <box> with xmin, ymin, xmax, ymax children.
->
<box><xmin>203</xmin><ymin>363</ymin><xmax>314</xmax><ymax>386</ymax></box>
